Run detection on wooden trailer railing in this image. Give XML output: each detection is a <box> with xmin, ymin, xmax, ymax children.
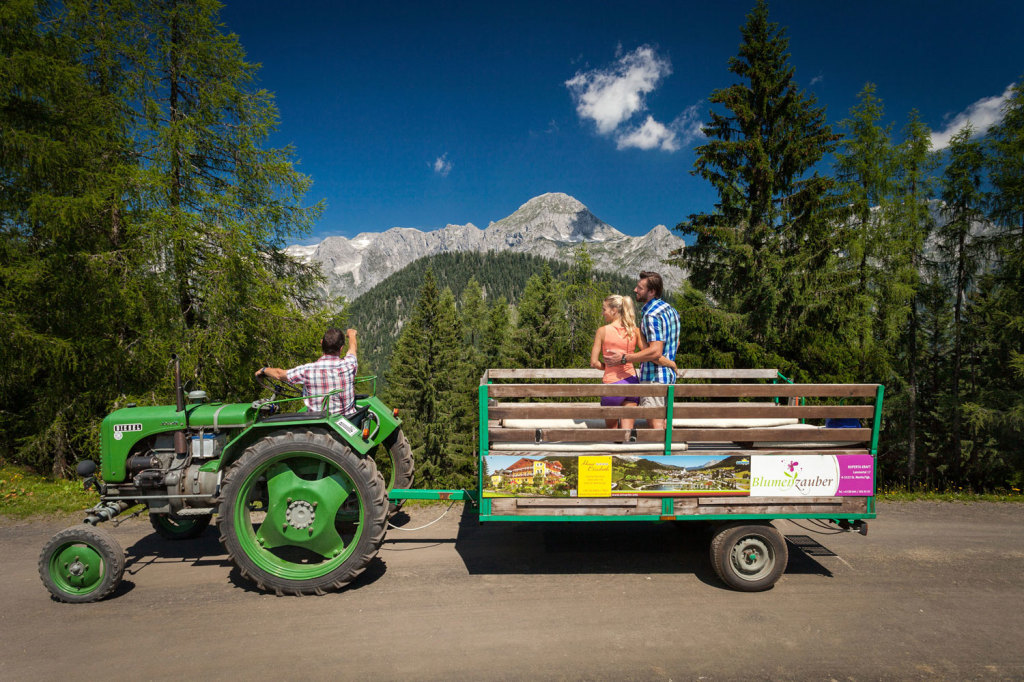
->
<box><xmin>475</xmin><ymin>368</ymin><xmax>884</xmax><ymax>521</ymax></box>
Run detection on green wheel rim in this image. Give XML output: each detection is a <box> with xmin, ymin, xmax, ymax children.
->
<box><xmin>48</xmin><ymin>542</ymin><xmax>105</xmax><ymax>596</ymax></box>
<box><xmin>233</xmin><ymin>451</ymin><xmax>365</xmax><ymax>580</ymax></box>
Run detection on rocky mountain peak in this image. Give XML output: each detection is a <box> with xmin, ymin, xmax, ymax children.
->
<box><xmin>286</xmin><ymin>193</ymin><xmax>686</xmax><ymax>299</ymax></box>
<box><xmin>488</xmin><ymin>192</ymin><xmax>624</xmax><ymax>245</ymax></box>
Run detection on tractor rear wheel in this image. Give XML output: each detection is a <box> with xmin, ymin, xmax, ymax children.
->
<box><xmin>39</xmin><ymin>524</ymin><xmax>125</xmax><ymax>603</ymax></box>
<box><xmin>381</xmin><ymin>428</ymin><xmax>415</xmax><ymax>513</ymax></box>
<box><xmin>217</xmin><ymin>429</ymin><xmax>387</xmax><ymax>595</ymax></box>
<box><xmin>150</xmin><ymin>513</ymin><xmax>211</xmax><ymax>540</ymax></box>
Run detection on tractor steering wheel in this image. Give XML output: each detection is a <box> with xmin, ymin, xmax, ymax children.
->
<box><xmin>255</xmin><ymin>368</ymin><xmax>304</xmax><ymax>399</ymax></box>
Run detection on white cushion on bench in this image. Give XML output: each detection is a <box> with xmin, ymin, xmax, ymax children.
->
<box><xmin>499</xmin><ymin>417</ymin><xmax>799</xmax><ymax>429</ymax></box>
<box><xmin>752</xmin><ymin>423</ymin><xmax>861</xmax><ymax>448</ymax></box>
<box><xmin>490</xmin><ymin>441</ymin><xmax>688</xmax><ymax>453</ymax></box>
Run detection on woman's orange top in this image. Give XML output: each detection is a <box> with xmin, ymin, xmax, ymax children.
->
<box><xmin>600</xmin><ymin>324</ymin><xmax>637</xmax><ymax>382</ymax></box>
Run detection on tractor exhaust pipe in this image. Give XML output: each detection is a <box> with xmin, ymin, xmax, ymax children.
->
<box><xmin>171</xmin><ymin>354</ymin><xmax>188</xmax><ymax>458</ymax></box>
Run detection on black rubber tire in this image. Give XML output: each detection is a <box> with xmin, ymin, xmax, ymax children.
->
<box><xmin>217</xmin><ymin>429</ymin><xmax>388</xmax><ymax>596</ymax></box>
<box><xmin>381</xmin><ymin>428</ymin><xmax>415</xmax><ymax>513</ymax></box>
<box><xmin>149</xmin><ymin>513</ymin><xmax>212</xmax><ymax>540</ymax></box>
<box><xmin>709</xmin><ymin>521</ymin><xmax>788</xmax><ymax>592</ymax></box>
<box><xmin>38</xmin><ymin>524</ymin><xmax>125</xmax><ymax>603</ymax></box>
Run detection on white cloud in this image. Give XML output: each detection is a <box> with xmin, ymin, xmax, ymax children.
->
<box><xmin>433</xmin><ymin>153</ymin><xmax>452</xmax><ymax>177</ymax></box>
<box><xmin>617</xmin><ymin>116</ymin><xmax>678</xmax><ymax>151</ymax></box>
<box><xmin>931</xmin><ymin>83</ymin><xmax>1014</xmax><ymax>150</ymax></box>
<box><xmin>615</xmin><ymin>105</ymin><xmax>704</xmax><ymax>152</ymax></box>
<box><xmin>565</xmin><ymin>45</ymin><xmax>672</xmax><ymax>135</ymax></box>
<box><xmin>565</xmin><ymin>45</ymin><xmax>703</xmax><ymax>153</ymax></box>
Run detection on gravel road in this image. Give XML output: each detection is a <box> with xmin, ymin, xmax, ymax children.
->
<box><xmin>2</xmin><ymin>501</ymin><xmax>1022</xmax><ymax>680</ymax></box>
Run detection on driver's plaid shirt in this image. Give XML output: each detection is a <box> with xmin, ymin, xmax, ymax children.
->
<box><xmin>286</xmin><ymin>353</ymin><xmax>358</xmax><ymax>415</ymax></box>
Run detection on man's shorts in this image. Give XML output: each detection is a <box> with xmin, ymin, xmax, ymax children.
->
<box><xmin>600</xmin><ymin>375</ymin><xmax>640</xmax><ymax>407</ymax></box>
<box><xmin>638</xmin><ymin>380</ymin><xmax>667</xmax><ymax>407</ymax></box>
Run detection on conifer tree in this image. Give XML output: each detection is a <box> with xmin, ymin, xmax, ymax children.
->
<box><xmin>0</xmin><ymin>0</ymin><xmax>152</xmax><ymax>473</ymax></box>
<box><xmin>482</xmin><ymin>296</ymin><xmax>513</xmax><ymax>369</ymax></box>
<box><xmin>383</xmin><ymin>271</ymin><xmax>474</xmax><ymax>488</ymax></box>
<box><xmin>563</xmin><ymin>245</ymin><xmax>606</xmax><ymax>367</ymax></box>
<box><xmin>960</xmin><ymin>79</ymin><xmax>1024</xmax><ymax>489</ymax></box>
<box><xmin>835</xmin><ymin>83</ymin><xmax>900</xmax><ymax>379</ymax></box>
<box><xmin>888</xmin><ymin>109</ymin><xmax>937</xmax><ymax>482</ymax></box>
<box><xmin>938</xmin><ymin>127</ymin><xmax>988</xmax><ymax>475</ymax></box>
<box><xmin>676</xmin><ymin>0</ymin><xmax>844</xmax><ymax>376</ymax></box>
<box><xmin>460</xmin><ymin>277</ymin><xmax>488</xmax><ymax>379</ymax></box>
<box><xmin>513</xmin><ymin>265</ymin><xmax>568</xmax><ymax>368</ymax></box>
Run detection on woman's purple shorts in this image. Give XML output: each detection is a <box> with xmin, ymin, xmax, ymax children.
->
<box><xmin>600</xmin><ymin>375</ymin><xmax>640</xmax><ymax>406</ymax></box>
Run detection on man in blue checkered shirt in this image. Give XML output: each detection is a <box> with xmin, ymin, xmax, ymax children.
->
<box><xmin>603</xmin><ymin>271</ymin><xmax>679</xmax><ymax>429</ymax></box>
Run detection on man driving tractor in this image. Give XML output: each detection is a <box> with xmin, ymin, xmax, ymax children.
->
<box><xmin>257</xmin><ymin>327</ymin><xmax>359</xmax><ymax>416</ymax></box>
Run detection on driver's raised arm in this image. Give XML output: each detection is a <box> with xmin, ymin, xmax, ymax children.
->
<box><xmin>256</xmin><ymin>366</ymin><xmax>292</xmax><ymax>382</ymax></box>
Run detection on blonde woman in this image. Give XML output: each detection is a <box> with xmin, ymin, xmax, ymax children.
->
<box><xmin>590</xmin><ymin>295</ymin><xmax>642</xmax><ymax>429</ymax></box>
<box><xmin>590</xmin><ymin>295</ymin><xmax>679</xmax><ymax>430</ymax></box>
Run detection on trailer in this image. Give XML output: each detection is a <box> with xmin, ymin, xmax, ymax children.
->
<box><xmin>39</xmin><ymin>365</ymin><xmax>882</xmax><ymax>601</ymax></box>
<box><xmin>391</xmin><ymin>368</ymin><xmax>883</xmax><ymax>592</ymax></box>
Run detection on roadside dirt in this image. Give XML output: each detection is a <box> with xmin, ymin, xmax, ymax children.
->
<box><xmin>2</xmin><ymin>501</ymin><xmax>1022</xmax><ymax>680</ymax></box>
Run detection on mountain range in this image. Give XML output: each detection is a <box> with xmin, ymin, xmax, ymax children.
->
<box><xmin>285</xmin><ymin>193</ymin><xmax>687</xmax><ymax>300</ymax></box>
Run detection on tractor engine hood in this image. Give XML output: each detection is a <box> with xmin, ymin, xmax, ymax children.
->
<box><xmin>100</xmin><ymin>402</ymin><xmax>255</xmax><ymax>482</ymax></box>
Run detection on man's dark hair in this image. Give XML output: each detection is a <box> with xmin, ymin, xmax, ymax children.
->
<box><xmin>321</xmin><ymin>328</ymin><xmax>345</xmax><ymax>355</ymax></box>
<box><xmin>638</xmin><ymin>271</ymin><xmax>664</xmax><ymax>299</ymax></box>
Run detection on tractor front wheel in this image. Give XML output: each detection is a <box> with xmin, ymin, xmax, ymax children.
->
<box><xmin>39</xmin><ymin>524</ymin><xmax>125</xmax><ymax>603</ymax></box>
<box><xmin>217</xmin><ymin>429</ymin><xmax>387</xmax><ymax>595</ymax></box>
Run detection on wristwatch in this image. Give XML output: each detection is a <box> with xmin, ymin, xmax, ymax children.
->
<box><xmin>621</xmin><ymin>353</ymin><xmax>628</xmax><ymax>365</ymax></box>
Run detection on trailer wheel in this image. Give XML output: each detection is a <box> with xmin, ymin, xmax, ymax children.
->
<box><xmin>150</xmin><ymin>513</ymin><xmax>211</xmax><ymax>540</ymax></box>
<box><xmin>39</xmin><ymin>524</ymin><xmax>125</xmax><ymax>603</ymax></box>
<box><xmin>218</xmin><ymin>429</ymin><xmax>387</xmax><ymax>595</ymax></box>
<box><xmin>709</xmin><ymin>522</ymin><xmax>788</xmax><ymax>592</ymax></box>
<box><xmin>381</xmin><ymin>428</ymin><xmax>415</xmax><ymax>513</ymax></box>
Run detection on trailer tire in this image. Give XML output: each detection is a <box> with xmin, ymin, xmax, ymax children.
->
<box><xmin>381</xmin><ymin>428</ymin><xmax>415</xmax><ymax>513</ymax></box>
<box><xmin>709</xmin><ymin>522</ymin><xmax>788</xmax><ymax>592</ymax></box>
<box><xmin>150</xmin><ymin>513</ymin><xmax>211</xmax><ymax>540</ymax></box>
<box><xmin>218</xmin><ymin>429</ymin><xmax>387</xmax><ymax>596</ymax></box>
<box><xmin>39</xmin><ymin>524</ymin><xmax>125</xmax><ymax>603</ymax></box>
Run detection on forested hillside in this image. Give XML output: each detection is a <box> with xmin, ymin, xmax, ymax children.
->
<box><xmin>2</xmin><ymin>0</ymin><xmax>1021</xmax><ymax>495</ymax></box>
<box><xmin>346</xmin><ymin>250</ymin><xmax>639</xmax><ymax>379</ymax></box>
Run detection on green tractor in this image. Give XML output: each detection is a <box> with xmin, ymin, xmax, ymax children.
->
<box><xmin>38</xmin><ymin>358</ymin><xmax>414</xmax><ymax>602</ymax></box>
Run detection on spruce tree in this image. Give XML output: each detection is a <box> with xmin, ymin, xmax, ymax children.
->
<box><xmin>482</xmin><ymin>296</ymin><xmax>513</xmax><ymax>369</ymax></box>
<box><xmin>835</xmin><ymin>83</ymin><xmax>900</xmax><ymax>379</ymax></box>
<box><xmin>383</xmin><ymin>270</ymin><xmax>474</xmax><ymax>488</ymax></box>
<box><xmin>0</xmin><ymin>0</ymin><xmax>151</xmax><ymax>473</ymax></box>
<box><xmin>513</xmin><ymin>265</ymin><xmax>568</xmax><ymax>368</ymax></box>
<box><xmin>938</xmin><ymin>127</ymin><xmax>988</xmax><ymax>477</ymax></box>
<box><xmin>460</xmin><ymin>276</ymin><xmax>488</xmax><ymax>380</ymax></box>
<box><xmin>676</xmin><ymin>0</ymin><xmax>844</xmax><ymax>376</ymax></box>
<box><xmin>888</xmin><ymin>109</ymin><xmax>937</xmax><ymax>482</ymax></box>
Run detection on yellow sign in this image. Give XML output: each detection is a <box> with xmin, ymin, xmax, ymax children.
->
<box><xmin>578</xmin><ymin>456</ymin><xmax>613</xmax><ymax>497</ymax></box>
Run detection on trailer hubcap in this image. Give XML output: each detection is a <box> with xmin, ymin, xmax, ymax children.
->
<box><xmin>730</xmin><ymin>536</ymin><xmax>774</xmax><ymax>581</ymax></box>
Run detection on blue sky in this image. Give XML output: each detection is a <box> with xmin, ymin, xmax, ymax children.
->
<box><xmin>219</xmin><ymin>1</ymin><xmax>1022</xmax><ymax>243</ymax></box>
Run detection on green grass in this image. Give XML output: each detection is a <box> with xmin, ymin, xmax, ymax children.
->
<box><xmin>877</xmin><ymin>488</ymin><xmax>1023</xmax><ymax>502</ymax></box>
<box><xmin>0</xmin><ymin>465</ymin><xmax>99</xmax><ymax>519</ymax></box>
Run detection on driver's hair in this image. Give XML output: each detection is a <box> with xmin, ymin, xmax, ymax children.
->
<box><xmin>321</xmin><ymin>328</ymin><xmax>345</xmax><ymax>355</ymax></box>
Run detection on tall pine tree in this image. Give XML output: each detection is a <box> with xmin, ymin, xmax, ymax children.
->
<box><xmin>676</xmin><ymin>0</ymin><xmax>844</xmax><ymax>378</ymax></box>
